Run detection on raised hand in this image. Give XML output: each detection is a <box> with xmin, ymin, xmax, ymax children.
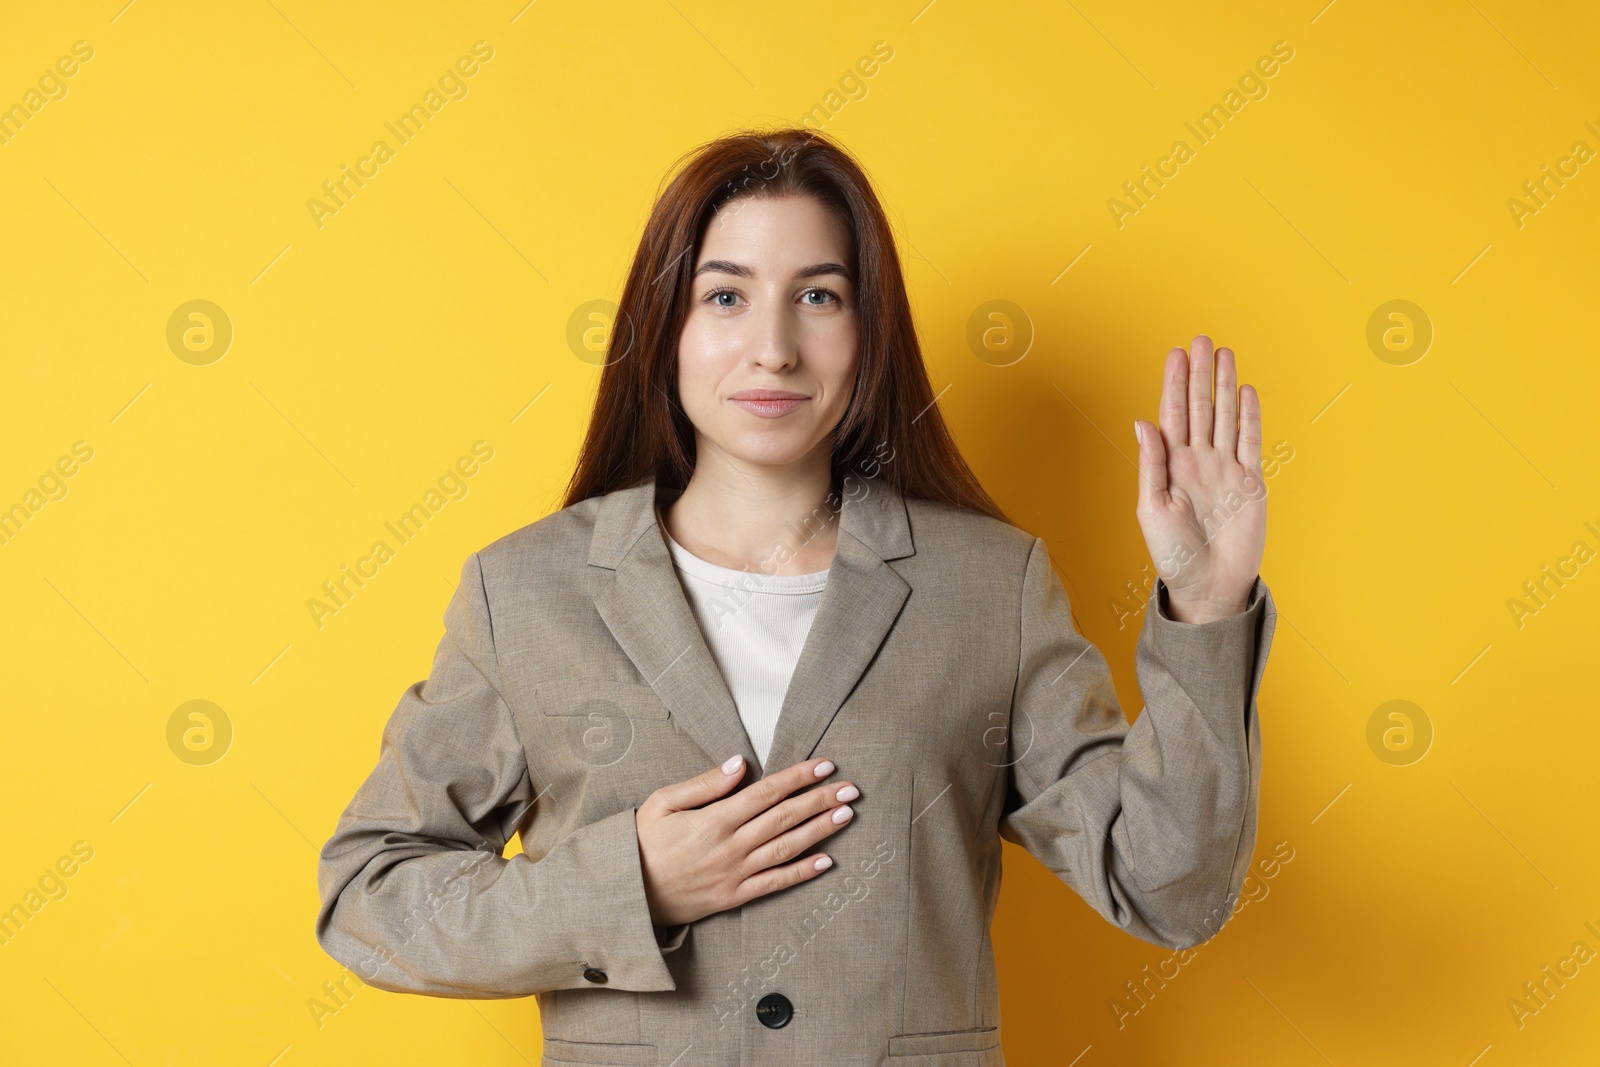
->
<box><xmin>1131</xmin><ymin>335</ymin><xmax>1267</xmax><ymax>624</ymax></box>
<box><xmin>635</xmin><ymin>755</ymin><xmax>859</xmax><ymax>927</ymax></box>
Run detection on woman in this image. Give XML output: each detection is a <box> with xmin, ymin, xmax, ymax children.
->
<box><xmin>316</xmin><ymin>127</ymin><xmax>1276</xmax><ymax>1066</ymax></box>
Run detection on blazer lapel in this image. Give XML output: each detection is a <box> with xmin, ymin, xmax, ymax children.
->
<box><xmin>590</xmin><ymin>478</ymin><xmax>760</xmax><ymax>778</ymax></box>
<box><xmin>761</xmin><ymin>483</ymin><xmax>913</xmax><ymax>778</ymax></box>
<box><xmin>587</xmin><ymin>473</ymin><xmax>916</xmax><ymax>781</ymax></box>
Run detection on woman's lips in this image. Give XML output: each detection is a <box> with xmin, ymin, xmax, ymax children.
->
<box><xmin>732</xmin><ymin>396</ymin><xmax>806</xmax><ymax>415</ymax></box>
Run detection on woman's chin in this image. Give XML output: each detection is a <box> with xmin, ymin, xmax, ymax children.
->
<box><xmin>714</xmin><ymin>437</ymin><xmax>824</xmax><ymax>471</ymax></box>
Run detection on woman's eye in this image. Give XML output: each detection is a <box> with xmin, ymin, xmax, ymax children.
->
<box><xmin>703</xmin><ymin>288</ymin><xmax>840</xmax><ymax>308</ymax></box>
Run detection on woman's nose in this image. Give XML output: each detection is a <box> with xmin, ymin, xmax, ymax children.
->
<box><xmin>748</xmin><ymin>306</ymin><xmax>798</xmax><ymax>370</ymax></box>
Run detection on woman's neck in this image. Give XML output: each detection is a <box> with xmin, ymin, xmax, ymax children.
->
<box><xmin>660</xmin><ymin>445</ymin><xmax>841</xmax><ymax>575</ymax></box>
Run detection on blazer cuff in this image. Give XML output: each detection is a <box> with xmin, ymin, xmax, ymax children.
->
<box><xmin>518</xmin><ymin>804</ymin><xmax>682</xmax><ymax>992</ymax></box>
<box><xmin>1145</xmin><ymin>575</ymin><xmax>1274</xmax><ymax>711</ymax></box>
<box><xmin>654</xmin><ymin>922</ymin><xmax>690</xmax><ymax>954</ymax></box>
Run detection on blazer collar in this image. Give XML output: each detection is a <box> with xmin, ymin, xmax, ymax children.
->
<box><xmin>586</xmin><ymin>471</ymin><xmax>915</xmax><ymax>568</ymax></box>
<box><xmin>588</xmin><ymin>471</ymin><xmax>915</xmax><ymax>779</ymax></box>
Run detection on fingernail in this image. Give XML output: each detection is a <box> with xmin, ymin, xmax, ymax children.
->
<box><xmin>836</xmin><ymin>785</ymin><xmax>860</xmax><ymax>802</ymax></box>
<box><xmin>813</xmin><ymin>760</ymin><xmax>835</xmax><ymax>777</ymax></box>
<box><xmin>1134</xmin><ymin>420</ymin><xmax>1142</xmax><ymax>445</ymax></box>
<box><xmin>832</xmin><ymin>805</ymin><xmax>854</xmax><ymax>824</ymax></box>
<box><xmin>814</xmin><ymin>855</ymin><xmax>833</xmax><ymax>871</ymax></box>
<box><xmin>723</xmin><ymin>754</ymin><xmax>743</xmax><ymax>775</ymax></box>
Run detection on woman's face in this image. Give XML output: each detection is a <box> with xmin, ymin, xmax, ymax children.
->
<box><xmin>677</xmin><ymin>193</ymin><xmax>859</xmax><ymax>475</ymax></box>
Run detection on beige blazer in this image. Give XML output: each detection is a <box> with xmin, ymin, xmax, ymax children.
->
<box><xmin>315</xmin><ymin>472</ymin><xmax>1276</xmax><ymax>1066</ymax></box>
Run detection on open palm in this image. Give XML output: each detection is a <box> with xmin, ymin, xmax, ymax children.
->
<box><xmin>1132</xmin><ymin>335</ymin><xmax>1266</xmax><ymax>624</ymax></box>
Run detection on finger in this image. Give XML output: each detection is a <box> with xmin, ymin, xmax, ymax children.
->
<box><xmin>1213</xmin><ymin>346</ymin><xmax>1238</xmax><ymax>454</ymax></box>
<box><xmin>1134</xmin><ymin>419</ymin><xmax>1168</xmax><ymax>514</ymax></box>
<box><xmin>1237</xmin><ymin>383</ymin><xmax>1263</xmax><ymax>475</ymax></box>
<box><xmin>1188</xmin><ymin>334</ymin><xmax>1214</xmax><ymax>448</ymax></box>
<box><xmin>736</xmin><ymin>779</ymin><xmax>858</xmax><ymax>853</ymax></box>
<box><xmin>733</xmin><ymin>850</ymin><xmax>837</xmax><ymax>907</ymax></box>
<box><xmin>1158</xmin><ymin>346</ymin><xmax>1188</xmax><ymax>450</ymax></box>
<box><xmin>743</xmin><ymin>799</ymin><xmax>855</xmax><ymax>875</ymax></box>
<box><xmin>651</xmin><ymin>753</ymin><xmax>749</xmax><ymax>814</ymax></box>
<box><xmin>715</xmin><ymin>756</ymin><xmax>836</xmax><ymax>827</ymax></box>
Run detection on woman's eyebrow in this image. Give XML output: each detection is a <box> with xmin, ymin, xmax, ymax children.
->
<box><xmin>692</xmin><ymin>260</ymin><xmax>853</xmax><ymax>281</ymax></box>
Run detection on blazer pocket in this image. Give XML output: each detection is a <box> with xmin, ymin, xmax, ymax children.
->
<box><xmin>888</xmin><ymin>1026</ymin><xmax>1000</xmax><ymax>1057</ymax></box>
<box><xmin>541</xmin><ymin>1037</ymin><xmax>657</xmax><ymax>1065</ymax></box>
<box><xmin>536</xmin><ymin>680</ymin><xmax>671</xmax><ymax>721</ymax></box>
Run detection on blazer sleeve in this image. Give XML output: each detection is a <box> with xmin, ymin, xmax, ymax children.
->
<box><xmin>997</xmin><ymin>536</ymin><xmax>1276</xmax><ymax>951</ymax></box>
<box><xmin>314</xmin><ymin>551</ymin><xmax>685</xmax><ymax>998</ymax></box>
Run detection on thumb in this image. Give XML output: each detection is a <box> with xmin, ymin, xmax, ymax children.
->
<box><xmin>1134</xmin><ymin>419</ymin><xmax>1168</xmax><ymax>517</ymax></box>
<box><xmin>656</xmin><ymin>753</ymin><xmax>747</xmax><ymax>811</ymax></box>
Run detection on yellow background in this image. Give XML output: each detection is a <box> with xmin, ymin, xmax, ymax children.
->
<box><xmin>3</xmin><ymin>1</ymin><xmax>1598</xmax><ymax>1064</ymax></box>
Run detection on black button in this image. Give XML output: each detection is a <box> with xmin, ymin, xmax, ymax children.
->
<box><xmin>582</xmin><ymin>967</ymin><xmax>608</xmax><ymax>984</ymax></box>
<box><xmin>756</xmin><ymin>992</ymin><xmax>793</xmax><ymax>1028</ymax></box>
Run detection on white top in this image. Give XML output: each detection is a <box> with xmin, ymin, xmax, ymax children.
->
<box><xmin>660</xmin><ymin>522</ymin><xmax>829</xmax><ymax>769</ymax></box>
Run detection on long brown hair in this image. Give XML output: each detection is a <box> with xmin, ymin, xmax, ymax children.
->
<box><xmin>562</xmin><ymin>126</ymin><xmax>1008</xmax><ymax>526</ymax></box>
